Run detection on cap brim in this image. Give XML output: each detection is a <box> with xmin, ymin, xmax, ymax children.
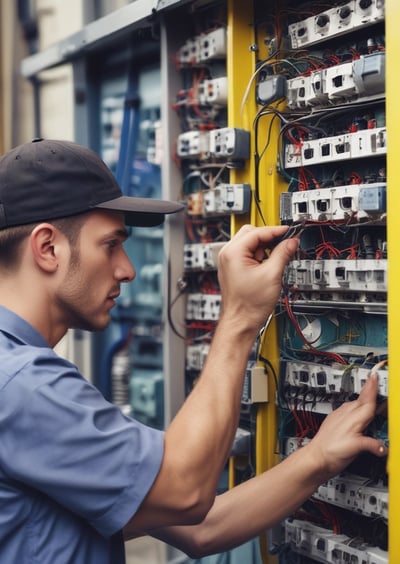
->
<box><xmin>94</xmin><ymin>196</ymin><xmax>184</xmax><ymax>227</ymax></box>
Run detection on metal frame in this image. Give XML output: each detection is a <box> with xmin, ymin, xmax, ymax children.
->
<box><xmin>20</xmin><ymin>0</ymin><xmax>191</xmax><ymax>78</ymax></box>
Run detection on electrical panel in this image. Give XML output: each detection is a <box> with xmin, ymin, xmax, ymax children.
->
<box><xmin>168</xmin><ymin>1</ymin><xmax>389</xmax><ymax>561</ymax></box>
<box><xmin>170</xmin><ymin>3</ymin><xmax>261</xmax><ymax>496</ymax></box>
<box><xmin>248</xmin><ymin>0</ymin><xmax>388</xmax><ymax>561</ymax></box>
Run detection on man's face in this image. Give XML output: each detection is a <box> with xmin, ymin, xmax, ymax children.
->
<box><xmin>55</xmin><ymin>210</ymin><xmax>135</xmax><ymax>332</ymax></box>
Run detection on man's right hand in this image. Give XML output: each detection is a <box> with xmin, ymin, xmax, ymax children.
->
<box><xmin>217</xmin><ymin>224</ymin><xmax>299</xmax><ymax>332</ymax></box>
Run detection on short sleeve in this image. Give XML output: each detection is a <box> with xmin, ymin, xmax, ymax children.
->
<box><xmin>0</xmin><ymin>352</ymin><xmax>164</xmax><ymax>537</ymax></box>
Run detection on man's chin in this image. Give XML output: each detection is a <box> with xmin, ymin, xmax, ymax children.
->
<box><xmin>73</xmin><ymin>314</ymin><xmax>111</xmax><ymax>333</ymax></box>
<box><xmin>92</xmin><ymin>317</ymin><xmax>112</xmax><ymax>332</ymax></box>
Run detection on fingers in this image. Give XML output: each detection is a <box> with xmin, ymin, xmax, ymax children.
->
<box><xmin>357</xmin><ymin>435</ymin><xmax>387</xmax><ymax>457</ymax></box>
<box><xmin>354</xmin><ymin>373</ymin><xmax>385</xmax><ymax>426</ymax></box>
<box><xmin>347</xmin><ymin>372</ymin><xmax>387</xmax><ymax>456</ymax></box>
<box><xmin>232</xmin><ymin>224</ymin><xmax>290</xmax><ymax>251</ymax></box>
<box><xmin>345</xmin><ymin>373</ymin><xmax>378</xmax><ymax>430</ymax></box>
<box><xmin>314</xmin><ymin>371</ymin><xmax>387</xmax><ymax>470</ymax></box>
<box><xmin>358</xmin><ymin>373</ymin><xmax>388</xmax><ymax>456</ymax></box>
<box><xmin>226</xmin><ymin>225</ymin><xmax>298</xmax><ymax>265</ymax></box>
<box><xmin>267</xmin><ymin>236</ymin><xmax>299</xmax><ymax>265</ymax></box>
<box><xmin>357</xmin><ymin>372</ymin><xmax>379</xmax><ymax>405</ymax></box>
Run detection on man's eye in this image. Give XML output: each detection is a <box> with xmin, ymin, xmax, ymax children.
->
<box><xmin>107</xmin><ymin>240</ymin><xmax>118</xmax><ymax>249</ymax></box>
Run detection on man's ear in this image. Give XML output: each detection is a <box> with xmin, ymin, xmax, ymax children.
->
<box><xmin>29</xmin><ymin>223</ymin><xmax>63</xmax><ymax>273</ymax></box>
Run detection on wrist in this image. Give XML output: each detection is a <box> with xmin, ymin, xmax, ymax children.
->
<box><xmin>295</xmin><ymin>442</ymin><xmax>333</xmax><ymax>487</ymax></box>
<box><xmin>214</xmin><ymin>312</ymin><xmax>261</xmax><ymax>350</ymax></box>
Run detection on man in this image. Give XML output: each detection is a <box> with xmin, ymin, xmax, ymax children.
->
<box><xmin>0</xmin><ymin>138</ymin><xmax>386</xmax><ymax>563</ymax></box>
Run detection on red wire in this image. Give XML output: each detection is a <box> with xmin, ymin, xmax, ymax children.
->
<box><xmin>283</xmin><ymin>295</ymin><xmax>347</xmax><ymax>365</ymax></box>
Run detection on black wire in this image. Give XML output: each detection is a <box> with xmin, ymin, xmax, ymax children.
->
<box><xmin>253</xmin><ymin>105</ymin><xmax>285</xmax><ymax>225</ymax></box>
<box><xmin>167</xmin><ymin>256</ymin><xmax>187</xmax><ymax>341</ymax></box>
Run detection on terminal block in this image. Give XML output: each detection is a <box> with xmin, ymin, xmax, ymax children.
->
<box><xmin>186</xmin><ymin>293</ymin><xmax>221</xmax><ymax>321</ymax></box>
<box><xmin>284</xmin><ymin>126</ymin><xmax>387</xmax><ymax>168</ymax></box>
<box><xmin>177</xmin><ymin>130</ymin><xmax>209</xmax><ymax>159</ymax></box>
<box><xmin>287</xmin><ymin>52</ymin><xmax>385</xmax><ymax>109</ymax></box>
<box><xmin>288</xmin><ymin>0</ymin><xmax>385</xmax><ymax>49</ymax></box>
<box><xmin>284</xmin><ymin>257</ymin><xmax>387</xmax><ymax>310</ymax></box>
<box><xmin>285</xmin><ymin>258</ymin><xmax>387</xmax><ymax>294</ymax></box>
<box><xmin>282</xmin><ymin>360</ymin><xmax>388</xmax><ymax>397</ymax></box>
<box><xmin>187</xmin><ymin>184</ymin><xmax>251</xmax><ymax>217</ymax></box>
<box><xmin>285</xmin><ymin>436</ymin><xmax>311</xmax><ymax>456</ymax></box>
<box><xmin>280</xmin><ymin>183</ymin><xmax>386</xmax><ymax>224</ymax></box>
<box><xmin>184</xmin><ymin>242</ymin><xmax>226</xmax><ymax>271</ymax></box>
<box><xmin>198</xmin><ymin>77</ymin><xmax>228</xmax><ymax>106</ymax></box>
<box><xmin>314</xmin><ymin>473</ymin><xmax>388</xmax><ymax>519</ymax></box>
<box><xmin>199</xmin><ymin>27</ymin><xmax>227</xmax><ymax>62</ymax></box>
<box><xmin>178</xmin><ymin>128</ymin><xmax>251</xmax><ymax>163</ymax></box>
<box><xmin>186</xmin><ymin>343</ymin><xmax>210</xmax><ymax>371</ymax></box>
<box><xmin>285</xmin><ymin>518</ymin><xmax>388</xmax><ymax>563</ymax></box>
<box><xmin>177</xmin><ymin>27</ymin><xmax>226</xmax><ymax>66</ymax></box>
<box><xmin>209</xmin><ymin>127</ymin><xmax>250</xmax><ymax>161</ymax></box>
<box><xmin>203</xmin><ymin>183</ymin><xmax>251</xmax><ymax>216</ymax></box>
<box><xmin>177</xmin><ymin>36</ymin><xmax>200</xmax><ymax>66</ymax></box>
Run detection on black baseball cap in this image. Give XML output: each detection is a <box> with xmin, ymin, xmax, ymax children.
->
<box><xmin>0</xmin><ymin>138</ymin><xmax>184</xmax><ymax>229</ymax></box>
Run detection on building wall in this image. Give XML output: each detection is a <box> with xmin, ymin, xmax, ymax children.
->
<box><xmin>0</xmin><ymin>2</ymin><xmax>34</xmax><ymax>152</ymax></box>
<box><xmin>36</xmin><ymin>0</ymin><xmax>83</xmax><ymax>140</ymax></box>
<box><xmin>0</xmin><ymin>0</ymin><xmax>83</xmax><ymax>151</ymax></box>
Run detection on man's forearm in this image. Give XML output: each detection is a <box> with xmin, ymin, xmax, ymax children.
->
<box><xmin>149</xmin><ymin>443</ymin><xmax>323</xmax><ymax>557</ymax></box>
<box><xmin>163</xmin><ymin>315</ymin><xmax>260</xmax><ymax>500</ymax></box>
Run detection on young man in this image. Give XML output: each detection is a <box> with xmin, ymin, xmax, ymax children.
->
<box><xmin>0</xmin><ymin>138</ymin><xmax>386</xmax><ymax>563</ymax></box>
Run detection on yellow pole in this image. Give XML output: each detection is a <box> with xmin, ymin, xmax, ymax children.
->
<box><xmin>386</xmin><ymin>0</ymin><xmax>400</xmax><ymax>558</ymax></box>
<box><xmin>226</xmin><ymin>0</ymin><xmax>256</xmax><ymax>235</ymax></box>
<box><xmin>227</xmin><ymin>1</ymin><xmax>287</xmax><ymax>561</ymax></box>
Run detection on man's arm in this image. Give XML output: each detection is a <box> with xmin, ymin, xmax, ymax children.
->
<box><xmin>123</xmin><ymin>225</ymin><xmax>298</xmax><ymax>533</ymax></box>
<box><xmin>145</xmin><ymin>375</ymin><xmax>387</xmax><ymax>557</ymax></box>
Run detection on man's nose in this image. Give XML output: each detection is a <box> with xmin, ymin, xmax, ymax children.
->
<box><xmin>116</xmin><ymin>253</ymin><xmax>136</xmax><ymax>283</ymax></box>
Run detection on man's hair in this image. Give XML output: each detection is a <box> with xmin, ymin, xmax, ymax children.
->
<box><xmin>0</xmin><ymin>214</ymin><xmax>88</xmax><ymax>270</ymax></box>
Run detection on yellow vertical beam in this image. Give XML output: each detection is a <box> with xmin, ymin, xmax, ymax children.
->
<box><xmin>249</xmin><ymin>84</ymin><xmax>288</xmax><ymax>564</ymax></box>
<box><xmin>386</xmin><ymin>0</ymin><xmax>400</xmax><ymax>558</ymax></box>
<box><xmin>226</xmin><ymin>0</ymin><xmax>255</xmax><ymax>234</ymax></box>
<box><xmin>225</xmin><ymin>0</ymin><xmax>256</xmax><ymax>493</ymax></box>
<box><xmin>226</xmin><ymin>2</ymin><xmax>287</xmax><ymax>562</ymax></box>
<box><xmin>227</xmin><ymin>0</ymin><xmax>288</xmax><ymax>468</ymax></box>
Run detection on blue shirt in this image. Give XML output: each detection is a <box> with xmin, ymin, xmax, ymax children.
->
<box><xmin>0</xmin><ymin>306</ymin><xmax>164</xmax><ymax>563</ymax></box>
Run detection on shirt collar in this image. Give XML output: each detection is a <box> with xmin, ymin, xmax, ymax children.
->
<box><xmin>0</xmin><ymin>306</ymin><xmax>50</xmax><ymax>348</ymax></box>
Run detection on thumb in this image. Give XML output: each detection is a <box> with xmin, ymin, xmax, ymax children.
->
<box><xmin>266</xmin><ymin>237</ymin><xmax>299</xmax><ymax>272</ymax></box>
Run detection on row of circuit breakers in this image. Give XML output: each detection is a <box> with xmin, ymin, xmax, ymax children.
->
<box><xmin>172</xmin><ymin>1</ymin><xmax>388</xmax><ymax>562</ymax></box>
